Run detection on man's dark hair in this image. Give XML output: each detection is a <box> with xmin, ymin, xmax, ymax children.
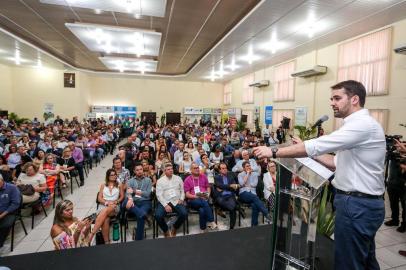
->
<box><xmin>242</xmin><ymin>161</ymin><xmax>250</xmax><ymax>168</ymax></box>
<box><xmin>331</xmin><ymin>80</ymin><xmax>366</xmax><ymax>107</ymax></box>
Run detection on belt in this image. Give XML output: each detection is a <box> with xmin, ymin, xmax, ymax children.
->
<box><xmin>336</xmin><ymin>189</ymin><xmax>384</xmax><ymax>200</ymax></box>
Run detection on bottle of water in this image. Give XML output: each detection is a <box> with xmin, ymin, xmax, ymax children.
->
<box><xmin>112</xmin><ymin>222</ymin><xmax>120</xmax><ymax>241</ymax></box>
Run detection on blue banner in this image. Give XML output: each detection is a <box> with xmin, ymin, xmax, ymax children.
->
<box><xmin>265</xmin><ymin>106</ymin><xmax>273</xmax><ymax>125</ymax></box>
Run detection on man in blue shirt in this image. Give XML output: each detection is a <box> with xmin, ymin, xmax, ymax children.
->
<box><xmin>0</xmin><ymin>174</ymin><xmax>21</xmax><ymax>247</ymax></box>
<box><xmin>238</xmin><ymin>161</ymin><xmax>270</xmax><ymax>226</ymax></box>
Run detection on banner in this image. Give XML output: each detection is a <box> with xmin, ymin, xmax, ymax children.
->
<box><xmin>43</xmin><ymin>103</ymin><xmax>54</xmax><ymax>122</ymax></box>
<box><xmin>265</xmin><ymin>106</ymin><xmax>273</xmax><ymax>125</ymax></box>
<box><xmin>295</xmin><ymin>107</ymin><xmax>307</xmax><ymax>126</ymax></box>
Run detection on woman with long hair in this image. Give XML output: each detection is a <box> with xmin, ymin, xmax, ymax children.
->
<box><xmin>57</xmin><ymin>147</ymin><xmax>76</xmax><ymax>188</ymax></box>
<box><xmin>40</xmin><ymin>153</ymin><xmax>61</xmax><ymax>204</ymax></box>
<box><xmin>263</xmin><ymin>160</ymin><xmax>277</xmax><ymax>211</ymax></box>
<box><xmin>155</xmin><ymin>144</ymin><xmax>171</xmax><ymax>162</ymax></box>
<box><xmin>89</xmin><ymin>168</ymin><xmax>124</xmax><ymax>244</ymax></box>
<box><xmin>50</xmin><ymin>200</ymin><xmax>92</xmax><ymax>249</ymax></box>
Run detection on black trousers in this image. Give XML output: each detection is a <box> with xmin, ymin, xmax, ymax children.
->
<box><xmin>0</xmin><ymin>214</ymin><xmax>16</xmax><ymax>247</ymax></box>
<box><xmin>216</xmin><ymin>195</ymin><xmax>237</xmax><ymax>229</ymax></box>
<box><xmin>75</xmin><ymin>162</ymin><xmax>85</xmax><ymax>184</ymax></box>
<box><xmin>387</xmin><ymin>185</ymin><xmax>406</xmax><ymax>223</ymax></box>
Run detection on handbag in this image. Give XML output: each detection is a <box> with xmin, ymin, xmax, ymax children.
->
<box><xmin>18</xmin><ymin>184</ymin><xmax>35</xmax><ymax>196</ymax></box>
<box><xmin>95</xmin><ymin>231</ymin><xmax>105</xmax><ymax>245</ymax></box>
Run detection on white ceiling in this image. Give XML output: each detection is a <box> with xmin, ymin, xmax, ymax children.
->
<box><xmin>0</xmin><ymin>0</ymin><xmax>406</xmax><ymax>81</ymax></box>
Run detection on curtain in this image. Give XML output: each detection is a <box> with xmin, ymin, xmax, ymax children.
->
<box><xmin>223</xmin><ymin>83</ymin><xmax>232</xmax><ymax>105</ymax></box>
<box><xmin>274</xmin><ymin>61</ymin><xmax>295</xmax><ymax>101</ymax></box>
<box><xmin>337</xmin><ymin>28</ymin><xmax>391</xmax><ymax>95</ymax></box>
<box><xmin>242</xmin><ymin>73</ymin><xmax>254</xmax><ymax>104</ymax></box>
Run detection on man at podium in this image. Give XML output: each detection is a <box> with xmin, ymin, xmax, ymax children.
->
<box><xmin>254</xmin><ymin>80</ymin><xmax>386</xmax><ymax>270</ymax></box>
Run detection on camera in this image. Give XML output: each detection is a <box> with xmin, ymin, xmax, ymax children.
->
<box><xmin>385</xmin><ymin>135</ymin><xmax>403</xmax><ymax>150</ymax></box>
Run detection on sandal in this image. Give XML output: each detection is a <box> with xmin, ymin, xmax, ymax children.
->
<box><xmin>62</xmin><ymin>183</ymin><xmax>68</xmax><ymax>188</ymax></box>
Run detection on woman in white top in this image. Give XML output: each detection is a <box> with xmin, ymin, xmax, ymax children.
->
<box><xmin>209</xmin><ymin>145</ymin><xmax>224</xmax><ymax>165</ymax></box>
<box><xmin>16</xmin><ymin>162</ymin><xmax>47</xmax><ymax>203</ymax></box>
<box><xmin>89</xmin><ymin>168</ymin><xmax>124</xmax><ymax>244</ymax></box>
<box><xmin>263</xmin><ymin>161</ymin><xmax>277</xmax><ymax>210</ymax></box>
<box><xmin>179</xmin><ymin>152</ymin><xmax>192</xmax><ymax>175</ymax></box>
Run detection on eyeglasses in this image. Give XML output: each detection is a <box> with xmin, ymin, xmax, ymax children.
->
<box><xmin>109</xmin><ymin>174</ymin><xmax>117</xmax><ymax>177</ymax></box>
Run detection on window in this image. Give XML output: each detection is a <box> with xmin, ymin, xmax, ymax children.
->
<box><xmin>273</xmin><ymin>61</ymin><xmax>295</xmax><ymax>101</ymax></box>
<box><xmin>272</xmin><ymin>109</ymin><xmax>294</xmax><ymax>129</ymax></box>
<box><xmin>242</xmin><ymin>110</ymin><xmax>254</xmax><ymax>127</ymax></box>
<box><xmin>337</xmin><ymin>28</ymin><xmax>391</xmax><ymax>95</ymax></box>
<box><xmin>333</xmin><ymin>109</ymin><xmax>388</xmax><ymax>132</ymax></box>
<box><xmin>223</xmin><ymin>83</ymin><xmax>232</xmax><ymax>105</ymax></box>
<box><xmin>242</xmin><ymin>73</ymin><xmax>254</xmax><ymax>104</ymax></box>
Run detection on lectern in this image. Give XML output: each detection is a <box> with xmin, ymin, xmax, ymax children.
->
<box><xmin>270</xmin><ymin>157</ymin><xmax>332</xmax><ymax>270</ymax></box>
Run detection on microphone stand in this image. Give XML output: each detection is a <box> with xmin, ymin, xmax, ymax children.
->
<box><xmin>316</xmin><ymin>124</ymin><xmax>322</xmax><ymax>138</ymax></box>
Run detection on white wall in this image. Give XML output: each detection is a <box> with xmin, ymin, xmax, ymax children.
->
<box><xmin>224</xmin><ymin>18</ymin><xmax>406</xmax><ymax>136</ymax></box>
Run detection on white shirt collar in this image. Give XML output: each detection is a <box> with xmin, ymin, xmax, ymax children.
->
<box><xmin>343</xmin><ymin>108</ymin><xmax>369</xmax><ymax>123</ymax></box>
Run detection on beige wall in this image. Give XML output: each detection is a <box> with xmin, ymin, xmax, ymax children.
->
<box><xmin>8</xmin><ymin>67</ymin><xmax>90</xmax><ymax>119</ymax></box>
<box><xmin>89</xmin><ymin>75</ymin><xmax>223</xmax><ymax>118</ymax></box>
<box><xmin>224</xmin><ymin>18</ymin><xmax>406</xmax><ymax>137</ymax></box>
<box><xmin>0</xmin><ymin>63</ymin><xmax>13</xmax><ymax>112</ymax></box>
<box><xmin>3</xmin><ymin>65</ymin><xmax>222</xmax><ymax>121</ymax></box>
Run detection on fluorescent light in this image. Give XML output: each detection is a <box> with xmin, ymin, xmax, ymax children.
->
<box><xmin>15</xmin><ymin>49</ymin><xmax>20</xmax><ymax>65</ymax></box>
<box><xmin>66</xmin><ymin>22</ymin><xmax>161</xmax><ymax>57</ymax></box>
<box><xmin>240</xmin><ymin>46</ymin><xmax>260</xmax><ymax>65</ymax></box>
<box><xmin>227</xmin><ymin>55</ymin><xmax>239</xmax><ymax>71</ymax></box>
<box><xmin>40</xmin><ymin>0</ymin><xmax>167</xmax><ymax>18</ymax></box>
<box><xmin>99</xmin><ymin>56</ymin><xmax>158</xmax><ymax>73</ymax></box>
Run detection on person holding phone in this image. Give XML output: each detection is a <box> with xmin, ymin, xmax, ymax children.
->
<box><xmin>89</xmin><ymin>169</ymin><xmax>124</xmax><ymax>244</ymax></box>
<box><xmin>50</xmin><ymin>200</ymin><xmax>92</xmax><ymax>250</ymax></box>
<box><xmin>184</xmin><ymin>162</ymin><xmax>217</xmax><ymax>233</ymax></box>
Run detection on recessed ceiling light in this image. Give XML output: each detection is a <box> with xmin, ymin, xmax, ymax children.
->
<box><xmin>65</xmin><ymin>22</ymin><xmax>161</xmax><ymax>57</ymax></box>
<box><xmin>240</xmin><ymin>46</ymin><xmax>260</xmax><ymax>65</ymax></box>
<box><xmin>99</xmin><ymin>56</ymin><xmax>158</xmax><ymax>73</ymax></box>
<box><xmin>40</xmin><ymin>0</ymin><xmax>167</xmax><ymax>18</ymax></box>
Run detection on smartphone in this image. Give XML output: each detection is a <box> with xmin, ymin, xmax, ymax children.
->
<box><xmin>84</xmin><ymin>213</ymin><xmax>97</xmax><ymax>222</ymax></box>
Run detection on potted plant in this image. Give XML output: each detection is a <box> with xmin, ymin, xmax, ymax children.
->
<box><xmin>294</xmin><ymin>124</ymin><xmax>317</xmax><ymax>140</ymax></box>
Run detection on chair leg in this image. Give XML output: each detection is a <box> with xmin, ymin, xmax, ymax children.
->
<box><xmin>70</xmin><ymin>177</ymin><xmax>73</xmax><ymax>194</ymax></box>
<box><xmin>238</xmin><ymin>212</ymin><xmax>241</xmax><ymax>227</ymax></box>
<box><xmin>10</xmin><ymin>222</ymin><xmax>15</xmax><ymax>252</ymax></box>
<box><xmin>20</xmin><ymin>217</ymin><xmax>28</xmax><ymax>235</ymax></box>
<box><xmin>41</xmin><ymin>203</ymin><xmax>48</xmax><ymax>217</ymax></box>
<box><xmin>186</xmin><ymin>216</ymin><xmax>189</xmax><ymax>234</ymax></box>
<box><xmin>31</xmin><ymin>208</ymin><xmax>35</xmax><ymax>229</ymax></box>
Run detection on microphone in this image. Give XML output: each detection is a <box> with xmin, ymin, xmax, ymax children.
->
<box><xmin>311</xmin><ymin>115</ymin><xmax>329</xmax><ymax>129</ymax></box>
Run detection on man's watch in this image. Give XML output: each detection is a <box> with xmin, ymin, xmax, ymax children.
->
<box><xmin>271</xmin><ymin>147</ymin><xmax>278</xmax><ymax>159</ymax></box>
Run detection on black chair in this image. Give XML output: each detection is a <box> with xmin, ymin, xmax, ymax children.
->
<box><xmin>10</xmin><ymin>195</ymin><xmax>28</xmax><ymax>251</ymax></box>
<box><xmin>52</xmin><ymin>180</ymin><xmax>64</xmax><ymax>209</ymax></box>
<box><xmin>22</xmin><ymin>197</ymin><xmax>48</xmax><ymax>229</ymax></box>
<box><xmin>95</xmin><ymin>192</ymin><xmax>123</xmax><ymax>242</ymax></box>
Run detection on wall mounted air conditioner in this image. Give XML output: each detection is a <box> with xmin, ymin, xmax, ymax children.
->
<box><xmin>249</xmin><ymin>80</ymin><xmax>270</xmax><ymax>88</ymax></box>
<box><xmin>291</xmin><ymin>65</ymin><xmax>327</xmax><ymax>78</ymax></box>
<box><xmin>394</xmin><ymin>45</ymin><xmax>406</xmax><ymax>55</ymax></box>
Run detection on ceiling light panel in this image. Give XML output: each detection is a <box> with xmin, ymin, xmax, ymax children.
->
<box><xmin>40</xmin><ymin>0</ymin><xmax>167</xmax><ymax>18</ymax></box>
<box><xmin>99</xmin><ymin>56</ymin><xmax>158</xmax><ymax>73</ymax></box>
<box><xmin>65</xmin><ymin>23</ymin><xmax>161</xmax><ymax>56</ymax></box>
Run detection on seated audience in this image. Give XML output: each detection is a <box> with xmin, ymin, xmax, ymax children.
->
<box><xmin>16</xmin><ymin>162</ymin><xmax>47</xmax><ymax>204</ymax></box>
<box><xmin>122</xmin><ymin>164</ymin><xmax>152</xmax><ymax>240</ymax></box>
<box><xmin>263</xmin><ymin>161</ymin><xmax>277</xmax><ymax>216</ymax></box>
<box><xmin>50</xmin><ymin>200</ymin><xmax>92</xmax><ymax>249</ymax></box>
<box><xmin>0</xmin><ymin>174</ymin><xmax>20</xmax><ymax>248</ymax></box>
<box><xmin>155</xmin><ymin>163</ymin><xmax>187</xmax><ymax>237</ymax></box>
<box><xmin>238</xmin><ymin>161</ymin><xmax>271</xmax><ymax>226</ymax></box>
<box><xmin>184</xmin><ymin>163</ymin><xmax>217</xmax><ymax>233</ymax></box>
<box><xmin>89</xmin><ymin>169</ymin><xmax>124</xmax><ymax>243</ymax></box>
<box><xmin>214</xmin><ymin>163</ymin><xmax>240</xmax><ymax>229</ymax></box>
<box><xmin>57</xmin><ymin>147</ymin><xmax>76</xmax><ymax>188</ymax></box>
<box><xmin>232</xmin><ymin>150</ymin><xmax>260</xmax><ymax>174</ymax></box>
<box><xmin>40</xmin><ymin>153</ymin><xmax>62</xmax><ymax>203</ymax></box>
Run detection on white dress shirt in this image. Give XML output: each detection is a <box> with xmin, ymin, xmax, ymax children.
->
<box><xmin>304</xmin><ymin>109</ymin><xmax>386</xmax><ymax>195</ymax></box>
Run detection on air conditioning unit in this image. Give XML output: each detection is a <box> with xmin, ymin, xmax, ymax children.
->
<box><xmin>291</xmin><ymin>65</ymin><xmax>327</xmax><ymax>78</ymax></box>
<box><xmin>394</xmin><ymin>45</ymin><xmax>406</xmax><ymax>55</ymax></box>
<box><xmin>249</xmin><ymin>80</ymin><xmax>270</xmax><ymax>88</ymax></box>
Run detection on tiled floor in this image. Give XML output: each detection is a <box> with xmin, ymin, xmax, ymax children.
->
<box><xmin>1</xmin><ymin>150</ymin><xmax>405</xmax><ymax>269</ymax></box>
